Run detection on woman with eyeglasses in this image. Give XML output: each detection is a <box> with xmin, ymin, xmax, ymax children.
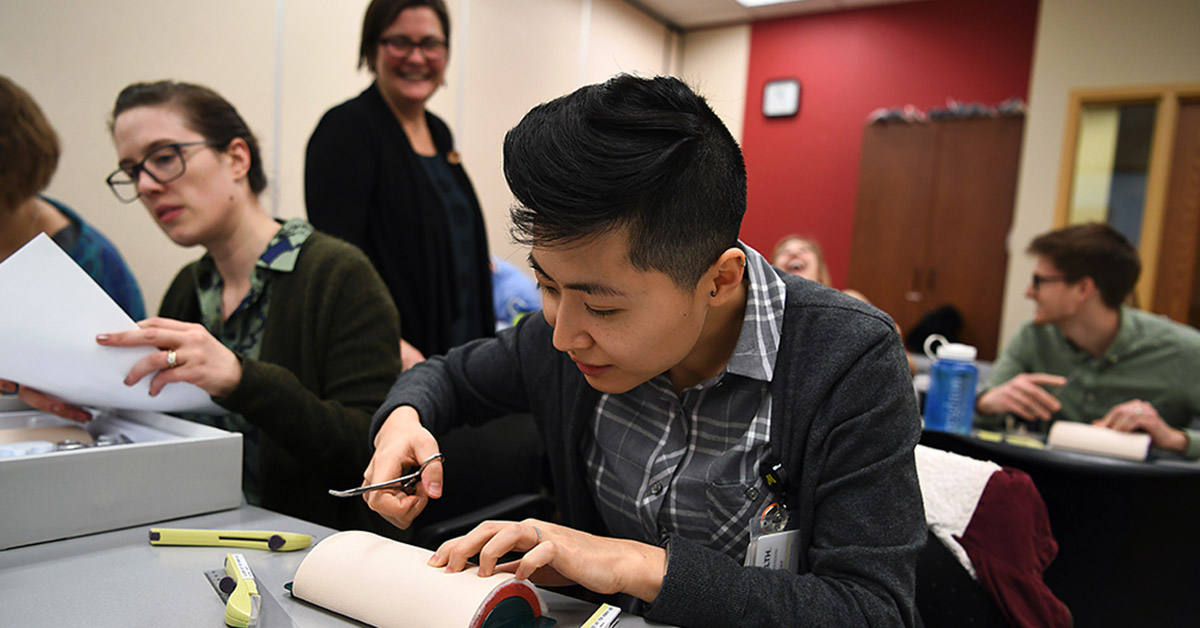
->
<box><xmin>12</xmin><ymin>80</ymin><xmax>402</xmax><ymax>534</ymax></box>
<box><xmin>305</xmin><ymin>0</ymin><xmax>493</xmax><ymax>370</ymax></box>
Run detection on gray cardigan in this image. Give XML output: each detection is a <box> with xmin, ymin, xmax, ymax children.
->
<box><xmin>371</xmin><ymin>271</ymin><xmax>925</xmax><ymax>627</ymax></box>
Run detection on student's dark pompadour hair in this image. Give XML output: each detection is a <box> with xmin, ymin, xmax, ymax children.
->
<box><xmin>504</xmin><ymin>74</ymin><xmax>747</xmax><ymax>290</ymax></box>
<box><xmin>1028</xmin><ymin>222</ymin><xmax>1141</xmax><ymax>309</ymax></box>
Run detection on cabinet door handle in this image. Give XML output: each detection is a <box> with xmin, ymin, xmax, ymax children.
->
<box><xmin>912</xmin><ymin>268</ymin><xmax>921</xmax><ymax>290</ymax></box>
<box><xmin>927</xmin><ymin>268</ymin><xmax>937</xmax><ymax>292</ymax></box>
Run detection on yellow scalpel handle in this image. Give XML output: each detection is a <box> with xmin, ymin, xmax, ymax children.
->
<box><xmin>149</xmin><ymin>528</ymin><xmax>312</xmax><ymax>551</ymax></box>
<box><xmin>223</xmin><ymin>553</ymin><xmax>261</xmax><ymax>628</ymax></box>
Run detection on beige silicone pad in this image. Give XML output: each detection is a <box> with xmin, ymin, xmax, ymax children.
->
<box><xmin>0</xmin><ymin>425</ymin><xmax>93</xmax><ymax>446</ymax></box>
<box><xmin>291</xmin><ymin>530</ymin><xmax>547</xmax><ymax>628</ymax></box>
<box><xmin>1047</xmin><ymin>421</ymin><xmax>1151</xmax><ymax>461</ymax></box>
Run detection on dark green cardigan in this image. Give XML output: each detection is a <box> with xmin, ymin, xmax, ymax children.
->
<box><xmin>161</xmin><ymin>231</ymin><xmax>401</xmax><ymax>533</ymax></box>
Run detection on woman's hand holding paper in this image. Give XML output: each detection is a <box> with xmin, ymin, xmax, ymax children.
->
<box><xmin>96</xmin><ymin>317</ymin><xmax>242</xmax><ymax>398</ymax></box>
<box><xmin>429</xmin><ymin>519</ymin><xmax>666</xmax><ymax>603</ymax></box>
<box><xmin>364</xmin><ymin>406</ymin><xmax>444</xmax><ymax>529</ymax></box>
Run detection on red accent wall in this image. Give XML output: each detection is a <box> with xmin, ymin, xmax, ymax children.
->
<box><xmin>741</xmin><ymin>0</ymin><xmax>1039</xmax><ymax>288</ymax></box>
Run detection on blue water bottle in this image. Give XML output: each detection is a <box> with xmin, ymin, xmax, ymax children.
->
<box><xmin>922</xmin><ymin>334</ymin><xmax>979</xmax><ymax>435</ymax></box>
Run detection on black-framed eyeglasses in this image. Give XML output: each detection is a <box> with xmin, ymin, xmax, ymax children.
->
<box><xmin>105</xmin><ymin>141</ymin><xmax>221</xmax><ymax>203</ymax></box>
<box><xmin>1031</xmin><ymin>273</ymin><xmax>1067</xmax><ymax>290</ymax></box>
<box><xmin>379</xmin><ymin>35</ymin><xmax>447</xmax><ymax>61</ymax></box>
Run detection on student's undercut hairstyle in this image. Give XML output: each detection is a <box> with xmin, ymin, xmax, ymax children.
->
<box><xmin>359</xmin><ymin>0</ymin><xmax>450</xmax><ymax>71</ymax></box>
<box><xmin>110</xmin><ymin>81</ymin><xmax>267</xmax><ymax>196</ymax></box>
<box><xmin>505</xmin><ymin>74</ymin><xmax>747</xmax><ymax>290</ymax></box>
<box><xmin>0</xmin><ymin>75</ymin><xmax>60</xmax><ymax>212</ymax></box>
<box><xmin>1028</xmin><ymin>222</ymin><xmax>1141</xmax><ymax>309</ymax></box>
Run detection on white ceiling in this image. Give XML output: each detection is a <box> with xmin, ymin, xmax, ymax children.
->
<box><xmin>629</xmin><ymin>0</ymin><xmax>923</xmax><ymax>31</ymax></box>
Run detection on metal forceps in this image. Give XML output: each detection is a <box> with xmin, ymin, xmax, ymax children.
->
<box><xmin>328</xmin><ymin>453</ymin><xmax>444</xmax><ymax>498</ymax></box>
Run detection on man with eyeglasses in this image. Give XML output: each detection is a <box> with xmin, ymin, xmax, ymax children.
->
<box><xmin>976</xmin><ymin>223</ymin><xmax>1200</xmax><ymax>458</ymax></box>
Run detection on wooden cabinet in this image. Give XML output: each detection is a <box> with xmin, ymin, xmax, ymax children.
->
<box><xmin>848</xmin><ymin>116</ymin><xmax>1024</xmax><ymax>361</ymax></box>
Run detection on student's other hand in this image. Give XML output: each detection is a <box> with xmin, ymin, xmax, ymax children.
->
<box><xmin>0</xmin><ymin>379</ymin><xmax>93</xmax><ymax>422</ymax></box>
<box><xmin>364</xmin><ymin>405</ymin><xmax>443</xmax><ymax>529</ymax></box>
<box><xmin>96</xmin><ymin>318</ymin><xmax>242</xmax><ymax>398</ymax></box>
<box><xmin>1094</xmin><ymin>399</ymin><xmax>1187</xmax><ymax>452</ymax></box>
<box><xmin>429</xmin><ymin>519</ymin><xmax>666</xmax><ymax>603</ymax></box>
<box><xmin>976</xmin><ymin>373</ymin><xmax>1067</xmax><ymax>421</ymax></box>
<box><xmin>400</xmin><ymin>339</ymin><xmax>425</xmax><ymax>371</ymax></box>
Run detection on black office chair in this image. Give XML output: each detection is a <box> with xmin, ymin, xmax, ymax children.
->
<box><xmin>921</xmin><ymin>429</ymin><xmax>1199</xmax><ymax>628</ymax></box>
<box><xmin>916</xmin><ymin>530</ymin><xmax>1009</xmax><ymax>628</ymax></box>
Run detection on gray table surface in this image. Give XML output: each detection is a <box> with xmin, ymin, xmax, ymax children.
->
<box><xmin>0</xmin><ymin>505</ymin><xmax>664</xmax><ymax>627</ymax></box>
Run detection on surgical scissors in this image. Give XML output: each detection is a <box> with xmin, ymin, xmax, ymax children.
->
<box><xmin>328</xmin><ymin>453</ymin><xmax>444</xmax><ymax>498</ymax></box>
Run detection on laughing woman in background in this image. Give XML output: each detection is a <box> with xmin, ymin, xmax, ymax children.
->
<box><xmin>305</xmin><ymin>0</ymin><xmax>493</xmax><ymax>369</ymax></box>
<box><xmin>10</xmin><ymin>80</ymin><xmax>402</xmax><ymax>534</ymax></box>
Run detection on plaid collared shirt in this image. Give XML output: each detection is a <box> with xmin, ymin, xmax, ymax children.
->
<box><xmin>583</xmin><ymin>243</ymin><xmax>786</xmax><ymax>562</ymax></box>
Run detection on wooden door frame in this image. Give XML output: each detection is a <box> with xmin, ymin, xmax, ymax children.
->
<box><xmin>1055</xmin><ymin>83</ymin><xmax>1200</xmax><ymax>310</ymax></box>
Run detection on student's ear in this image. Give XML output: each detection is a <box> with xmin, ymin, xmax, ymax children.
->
<box><xmin>705</xmin><ymin>248</ymin><xmax>747</xmax><ymax>305</ymax></box>
<box><xmin>221</xmin><ymin>137</ymin><xmax>253</xmax><ymax>183</ymax></box>
<box><xmin>1074</xmin><ymin>275</ymin><xmax>1098</xmax><ymax>303</ymax></box>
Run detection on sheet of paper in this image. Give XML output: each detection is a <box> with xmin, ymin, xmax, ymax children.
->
<box><xmin>0</xmin><ymin>233</ymin><xmax>221</xmax><ymax>414</ymax></box>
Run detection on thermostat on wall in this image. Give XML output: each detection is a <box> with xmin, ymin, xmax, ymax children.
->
<box><xmin>763</xmin><ymin>78</ymin><xmax>801</xmax><ymax>118</ymax></box>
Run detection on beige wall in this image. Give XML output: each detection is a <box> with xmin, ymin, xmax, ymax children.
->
<box><xmin>3</xmin><ymin>0</ymin><xmax>713</xmax><ymax>311</ymax></box>
<box><xmin>2</xmin><ymin>0</ymin><xmax>293</xmax><ymax>314</ymax></box>
<box><xmin>681</xmin><ymin>24</ymin><xmax>752</xmax><ymax>144</ymax></box>
<box><xmin>1000</xmin><ymin>0</ymin><xmax>1200</xmax><ymax>345</ymax></box>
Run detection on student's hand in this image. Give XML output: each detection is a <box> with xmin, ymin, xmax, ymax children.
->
<box><xmin>96</xmin><ymin>317</ymin><xmax>242</xmax><ymax>398</ymax></box>
<box><xmin>976</xmin><ymin>373</ymin><xmax>1068</xmax><ymax>421</ymax></box>
<box><xmin>364</xmin><ymin>405</ymin><xmax>443</xmax><ymax>529</ymax></box>
<box><xmin>429</xmin><ymin>519</ymin><xmax>666</xmax><ymax>603</ymax></box>
<box><xmin>1094</xmin><ymin>399</ymin><xmax>1188</xmax><ymax>452</ymax></box>
<box><xmin>400</xmin><ymin>339</ymin><xmax>426</xmax><ymax>371</ymax></box>
<box><xmin>0</xmin><ymin>379</ymin><xmax>93</xmax><ymax>422</ymax></box>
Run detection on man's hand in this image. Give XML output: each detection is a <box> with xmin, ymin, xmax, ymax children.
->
<box><xmin>1094</xmin><ymin>399</ymin><xmax>1187</xmax><ymax>452</ymax></box>
<box><xmin>363</xmin><ymin>406</ymin><xmax>443</xmax><ymax>529</ymax></box>
<box><xmin>976</xmin><ymin>373</ymin><xmax>1068</xmax><ymax>421</ymax></box>
<box><xmin>428</xmin><ymin>519</ymin><xmax>666</xmax><ymax>603</ymax></box>
<box><xmin>400</xmin><ymin>339</ymin><xmax>426</xmax><ymax>371</ymax></box>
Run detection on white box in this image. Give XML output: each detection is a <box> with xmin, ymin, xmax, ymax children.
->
<box><xmin>0</xmin><ymin>398</ymin><xmax>242</xmax><ymax>550</ymax></box>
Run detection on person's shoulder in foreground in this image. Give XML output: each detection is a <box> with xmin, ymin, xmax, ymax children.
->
<box><xmin>42</xmin><ymin>196</ymin><xmax>146</xmax><ymax>320</ymax></box>
<box><xmin>365</xmin><ymin>73</ymin><xmax>923</xmax><ymax>628</ymax></box>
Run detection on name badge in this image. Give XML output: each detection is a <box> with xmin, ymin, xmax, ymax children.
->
<box><xmin>746</xmin><ymin>529</ymin><xmax>801</xmax><ymax>572</ymax></box>
<box><xmin>744</xmin><ymin>502</ymin><xmax>799</xmax><ymax>571</ymax></box>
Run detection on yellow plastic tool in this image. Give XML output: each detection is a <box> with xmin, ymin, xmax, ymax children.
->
<box><xmin>149</xmin><ymin>528</ymin><xmax>312</xmax><ymax>551</ymax></box>
<box><xmin>222</xmin><ymin>553</ymin><xmax>261</xmax><ymax>628</ymax></box>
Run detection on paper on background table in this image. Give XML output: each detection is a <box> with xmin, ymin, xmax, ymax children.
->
<box><xmin>0</xmin><ymin>233</ymin><xmax>221</xmax><ymax>414</ymax></box>
<box><xmin>1047</xmin><ymin>421</ymin><xmax>1151</xmax><ymax>461</ymax></box>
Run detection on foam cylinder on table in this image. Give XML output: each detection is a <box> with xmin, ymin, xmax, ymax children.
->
<box><xmin>291</xmin><ymin>530</ymin><xmax>548</xmax><ymax>628</ymax></box>
<box><xmin>1047</xmin><ymin>421</ymin><xmax>1151</xmax><ymax>461</ymax></box>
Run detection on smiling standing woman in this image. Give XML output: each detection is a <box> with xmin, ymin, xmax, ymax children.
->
<box><xmin>305</xmin><ymin>0</ymin><xmax>493</xmax><ymax>369</ymax></box>
<box><xmin>16</xmin><ymin>80</ymin><xmax>402</xmax><ymax>533</ymax></box>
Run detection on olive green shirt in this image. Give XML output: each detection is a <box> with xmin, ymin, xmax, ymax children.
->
<box><xmin>188</xmin><ymin>218</ymin><xmax>312</xmax><ymax>505</ymax></box>
<box><xmin>979</xmin><ymin>307</ymin><xmax>1200</xmax><ymax>458</ymax></box>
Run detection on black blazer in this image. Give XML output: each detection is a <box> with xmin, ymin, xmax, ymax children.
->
<box><xmin>305</xmin><ymin>83</ymin><xmax>494</xmax><ymax>357</ymax></box>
